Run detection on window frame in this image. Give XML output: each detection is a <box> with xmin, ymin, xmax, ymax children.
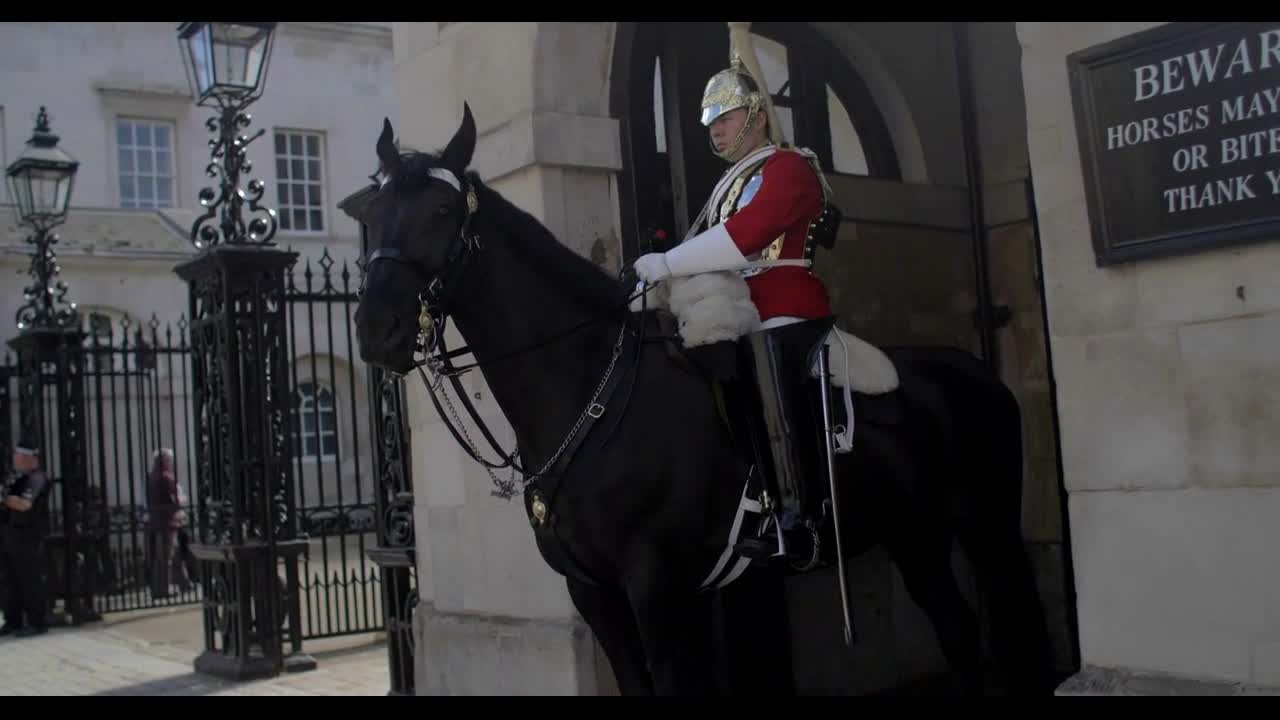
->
<box><xmin>749</xmin><ymin>22</ymin><xmax>900</xmax><ymax>180</ymax></box>
<box><xmin>115</xmin><ymin>116</ymin><xmax>178</xmax><ymax>210</ymax></box>
<box><xmin>273</xmin><ymin>129</ymin><xmax>328</xmax><ymax>236</ymax></box>
<box><xmin>1</xmin><ymin>105</ymin><xmax>7</xmax><ymax>204</ymax></box>
<box><xmin>611</xmin><ymin>23</ymin><xmax>903</xmax><ymax>264</ymax></box>
<box><xmin>292</xmin><ymin>381</ymin><xmax>339</xmax><ymax>463</ymax></box>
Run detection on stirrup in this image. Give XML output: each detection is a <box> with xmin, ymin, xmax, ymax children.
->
<box><xmin>734</xmin><ymin>512</ymin><xmax>780</xmax><ymax>561</ymax></box>
<box><xmin>788</xmin><ymin>525</ymin><xmax>822</xmax><ymax>572</ymax></box>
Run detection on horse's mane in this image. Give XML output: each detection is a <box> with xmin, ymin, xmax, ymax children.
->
<box><xmin>389</xmin><ymin>149</ymin><xmax>628</xmax><ymax>313</ymax></box>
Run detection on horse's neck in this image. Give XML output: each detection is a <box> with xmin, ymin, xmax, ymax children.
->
<box><xmin>449</xmin><ymin>242</ymin><xmax>618</xmax><ymax>469</ymax></box>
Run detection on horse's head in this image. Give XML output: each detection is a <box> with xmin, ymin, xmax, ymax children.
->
<box><xmin>355</xmin><ymin>105</ymin><xmax>477</xmax><ymax>373</ymax></box>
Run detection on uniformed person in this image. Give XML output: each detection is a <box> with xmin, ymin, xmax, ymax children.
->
<box><xmin>1</xmin><ymin>443</ymin><xmax>51</xmax><ymax>637</ymax></box>
<box><xmin>632</xmin><ymin>25</ymin><xmax>839</xmax><ymax>561</ymax></box>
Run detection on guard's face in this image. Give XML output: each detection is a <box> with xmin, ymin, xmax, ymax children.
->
<box><xmin>13</xmin><ymin>451</ymin><xmax>36</xmax><ymax>472</ymax></box>
<box><xmin>709</xmin><ymin>108</ymin><xmax>750</xmax><ymax>155</ymax></box>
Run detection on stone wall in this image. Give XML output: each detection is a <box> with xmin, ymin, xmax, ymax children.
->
<box><xmin>1018</xmin><ymin>21</ymin><xmax>1280</xmax><ymax>687</ymax></box>
<box><xmin>393</xmin><ymin>21</ymin><xmax>621</xmax><ymax>695</ymax></box>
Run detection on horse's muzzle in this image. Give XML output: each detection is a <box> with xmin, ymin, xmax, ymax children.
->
<box><xmin>355</xmin><ymin>299</ymin><xmax>418</xmax><ymax>373</ymax></box>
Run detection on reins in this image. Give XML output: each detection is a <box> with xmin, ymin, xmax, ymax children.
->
<box><xmin>368</xmin><ymin>164</ymin><xmax>657</xmax><ymax>499</ymax></box>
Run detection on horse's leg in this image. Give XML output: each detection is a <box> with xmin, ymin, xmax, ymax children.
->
<box><xmin>955</xmin><ymin>525</ymin><xmax>1056</xmax><ymax>696</ymax></box>
<box><xmin>623</xmin><ymin>555</ymin><xmax>717</xmax><ymax>695</ymax></box>
<box><xmin>884</xmin><ymin>530</ymin><xmax>985</xmax><ymax>695</ymax></box>
<box><xmin>717</xmin><ymin>565</ymin><xmax>795</xmax><ymax>695</ymax></box>
<box><xmin>931</xmin><ymin>366</ymin><xmax>1054</xmax><ymax>695</ymax></box>
<box><xmin>567</xmin><ymin>578</ymin><xmax>655</xmax><ymax>696</ymax></box>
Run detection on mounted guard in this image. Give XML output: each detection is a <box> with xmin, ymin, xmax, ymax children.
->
<box><xmin>356</xmin><ymin>40</ymin><xmax>1057</xmax><ymax>688</ymax></box>
<box><xmin>631</xmin><ymin>22</ymin><xmax>888</xmax><ymax>645</ymax></box>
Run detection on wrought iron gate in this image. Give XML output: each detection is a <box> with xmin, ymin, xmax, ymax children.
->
<box><xmin>1</xmin><ymin>248</ymin><xmax>390</xmax><ymax>646</ymax></box>
<box><xmin>82</xmin><ymin>315</ymin><xmax>201</xmax><ymax>614</ymax></box>
<box><xmin>282</xmin><ymin>249</ymin><xmax>384</xmax><ymax>640</ymax></box>
<box><xmin>0</xmin><ymin>320</ymin><xmax>200</xmax><ymax>617</ymax></box>
<box><xmin>341</xmin><ymin>186</ymin><xmax>419</xmax><ymax>695</ymax></box>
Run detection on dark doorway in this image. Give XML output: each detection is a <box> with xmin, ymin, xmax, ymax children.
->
<box><xmin>610</xmin><ymin>21</ymin><xmax>1078</xmax><ymax>695</ymax></box>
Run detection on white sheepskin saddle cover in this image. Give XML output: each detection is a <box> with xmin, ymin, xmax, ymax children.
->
<box><xmin>632</xmin><ymin>272</ymin><xmax>899</xmax><ymax>395</ymax></box>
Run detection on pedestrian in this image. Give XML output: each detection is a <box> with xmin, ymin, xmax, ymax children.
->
<box><xmin>146</xmin><ymin>448</ymin><xmax>191</xmax><ymax>598</ymax></box>
<box><xmin>1</xmin><ymin>442</ymin><xmax>51</xmax><ymax>637</ymax></box>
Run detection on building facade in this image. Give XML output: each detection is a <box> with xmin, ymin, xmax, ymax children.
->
<box><xmin>1</xmin><ymin>21</ymin><xmax>398</xmax><ymax>613</ymax></box>
<box><xmin>386</xmin><ymin>20</ymin><xmax>1280</xmax><ymax>695</ymax></box>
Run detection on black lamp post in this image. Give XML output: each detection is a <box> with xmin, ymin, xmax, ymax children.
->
<box><xmin>177</xmin><ymin>21</ymin><xmax>278</xmax><ymax>249</ymax></box>
<box><xmin>6</xmin><ymin>106</ymin><xmax>80</xmax><ymax>330</ymax></box>
<box><xmin>6</xmin><ymin>108</ymin><xmax>99</xmax><ymax>627</ymax></box>
<box><xmin>175</xmin><ymin>21</ymin><xmax>312</xmax><ymax>680</ymax></box>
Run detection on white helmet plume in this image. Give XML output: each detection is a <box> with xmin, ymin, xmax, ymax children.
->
<box><xmin>727</xmin><ymin>22</ymin><xmax>786</xmax><ymax>147</ymax></box>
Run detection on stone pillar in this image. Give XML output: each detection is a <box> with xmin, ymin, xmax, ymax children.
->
<box><xmin>1017</xmin><ymin>20</ymin><xmax>1280</xmax><ymax>693</ymax></box>
<box><xmin>392</xmin><ymin>21</ymin><xmax>622</xmax><ymax>695</ymax></box>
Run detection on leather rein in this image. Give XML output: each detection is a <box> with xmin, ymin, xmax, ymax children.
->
<box><xmin>364</xmin><ymin>166</ymin><xmax>651</xmax><ymax>500</ymax></box>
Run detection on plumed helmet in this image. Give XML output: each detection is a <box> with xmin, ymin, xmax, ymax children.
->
<box><xmin>700</xmin><ymin>59</ymin><xmax>765</xmax><ymax>127</ymax></box>
<box><xmin>699</xmin><ymin>23</ymin><xmax>787</xmax><ymax>161</ymax></box>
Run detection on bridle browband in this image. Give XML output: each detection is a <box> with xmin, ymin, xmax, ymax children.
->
<box><xmin>364</xmin><ymin>164</ymin><xmax>653</xmax><ymax>501</ymax></box>
<box><xmin>367</xmin><ymin>166</ymin><xmax>482</xmax><ymax>308</ymax></box>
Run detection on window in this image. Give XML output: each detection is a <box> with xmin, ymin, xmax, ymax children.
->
<box><xmin>275</xmin><ymin>130</ymin><xmax>325</xmax><ymax>233</ymax></box>
<box><xmin>653</xmin><ymin>60</ymin><xmax>666</xmax><ymax>154</ymax></box>
<box><xmin>81</xmin><ymin>308</ymin><xmax>152</xmax><ymax>372</ymax></box>
<box><xmin>1</xmin><ymin>106</ymin><xmax>7</xmax><ymax>203</ymax></box>
<box><xmin>85</xmin><ymin>311</ymin><xmax>116</xmax><ymax>372</ymax></box>
<box><xmin>117</xmin><ymin>119</ymin><xmax>176</xmax><ymax>209</ymax></box>
<box><xmin>752</xmin><ymin>33</ymin><xmax>796</xmax><ymax>145</ymax></box>
<box><xmin>292</xmin><ymin>382</ymin><xmax>337</xmax><ymax>461</ymax></box>
<box><xmin>749</xmin><ymin>31</ymin><xmax>873</xmax><ymax>177</ymax></box>
<box><xmin>827</xmin><ymin>85</ymin><xmax>869</xmax><ymax>176</ymax></box>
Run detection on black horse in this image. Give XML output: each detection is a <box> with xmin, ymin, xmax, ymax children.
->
<box><xmin>355</xmin><ymin>105</ymin><xmax>1055</xmax><ymax>696</ymax></box>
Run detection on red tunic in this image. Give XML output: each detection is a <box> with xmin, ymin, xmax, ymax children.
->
<box><xmin>722</xmin><ymin>150</ymin><xmax>831</xmax><ymax>322</ymax></box>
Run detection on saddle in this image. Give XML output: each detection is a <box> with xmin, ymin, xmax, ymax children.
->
<box><xmin>652</xmin><ymin>311</ymin><xmax>904</xmax><ymax>438</ymax></box>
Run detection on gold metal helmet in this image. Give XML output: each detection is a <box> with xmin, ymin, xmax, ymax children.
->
<box><xmin>700</xmin><ymin>60</ymin><xmax>764</xmax><ymax>128</ymax></box>
<box><xmin>700</xmin><ymin>22</ymin><xmax>786</xmax><ymax>161</ymax></box>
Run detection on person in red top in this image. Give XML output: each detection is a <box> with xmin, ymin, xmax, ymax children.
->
<box><xmin>633</xmin><ymin>50</ymin><xmax>839</xmax><ymax>563</ymax></box>
<box><xmin>632</xmin><ymin>64</ymin><xmax>832</xmax><ymax>328</ymax></box>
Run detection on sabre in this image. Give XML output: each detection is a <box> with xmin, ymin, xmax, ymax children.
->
<box><xmin>817</xmin><ymin>343</ymin><xmax>857</xmax><ymax>648</ymax></box>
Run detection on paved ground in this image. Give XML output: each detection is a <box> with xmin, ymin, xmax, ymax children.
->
<box><xmin>0</xmin><ymin>605</ymin><xmax>392</xmax><ymax>696</ymax></box>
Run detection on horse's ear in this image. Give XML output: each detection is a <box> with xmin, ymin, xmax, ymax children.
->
<box><xmin>440</xmin><ymin>102</ymin><xmax>476</xmax><ymax>175</ymax></box>
<box><xmin>376</xmin><ymin>117</ymin><xmax>400</xmax><ymax>177</ymax></box>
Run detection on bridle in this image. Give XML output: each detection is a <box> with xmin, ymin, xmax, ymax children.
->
<box><xmin>365</xmin><ymin>166</ymin><xmax>482</xmax><ymax>322</ymax></box>
<box><xmin>362</xmin><ymin>165</ymin><xmax>650</xmax><ymax>501</ymax></box>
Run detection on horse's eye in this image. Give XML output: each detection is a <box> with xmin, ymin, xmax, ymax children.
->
<box><xmin>438</xmin><ymin>204</ymin><xmax>451</xmax><ymax>216</ymax></box>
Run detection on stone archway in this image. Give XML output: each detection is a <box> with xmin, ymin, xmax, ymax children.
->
<box><xmin>387</xmin><ymin>20</ymin><xmax>1076</xmax><ymax>695</ymax></box>
<box><xmin>607</xmin><ymin>21</ymin><xmax>1079</xmax><ymax>695</ymax></box>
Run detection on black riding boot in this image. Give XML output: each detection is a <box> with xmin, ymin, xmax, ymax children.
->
<box><xmin>733</xmin><ymin>317</ymin><xmax>835</xmax><ymax>565</ymax></box>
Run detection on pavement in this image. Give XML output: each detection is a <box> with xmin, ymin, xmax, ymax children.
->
<box><xmin>0</xmin><ymin>604</ymin><xmax>393</xmax><ymax>696</ymax></box>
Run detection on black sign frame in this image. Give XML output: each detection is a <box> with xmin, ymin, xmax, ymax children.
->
<box><xmin>1068</xmin><ymin>21</ymin><xmax>1280</xmax><ymax>267</ymax></box>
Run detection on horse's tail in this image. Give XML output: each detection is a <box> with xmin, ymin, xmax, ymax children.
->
<box><xmin>887</xmin><ymin>346</ymin><xmax>1057</xmax><ymax>695</ymax></box>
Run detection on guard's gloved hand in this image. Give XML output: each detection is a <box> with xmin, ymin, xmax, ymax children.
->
<box><xmin>633</xmin><ymin>253</ymin><xmax>672</xmax><ymax>283</ymax></box>
<box><xmin>628</xmin><ymin>280</ymin><xmax>648</xmax><ymax>312</ymax></box>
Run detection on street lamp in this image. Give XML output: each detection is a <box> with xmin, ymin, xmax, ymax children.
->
<box><xmin>174</xmin><ymin>21</ymin><xmax>314</xmax><ymax>681</ymax></box>
<box><xmin>177</xmin><ymin>22</ymin><xmax>279</xmax><ymax>249</ymax></box>
<box><xmin>5</xmin><ymin>106</ymin><xmax>98</xmax><ymax>628</ymax></box>
<box><xmin>6</xmin><ymin>106</ymin><xmax>80</xmax><ymax>330</ymax></box>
